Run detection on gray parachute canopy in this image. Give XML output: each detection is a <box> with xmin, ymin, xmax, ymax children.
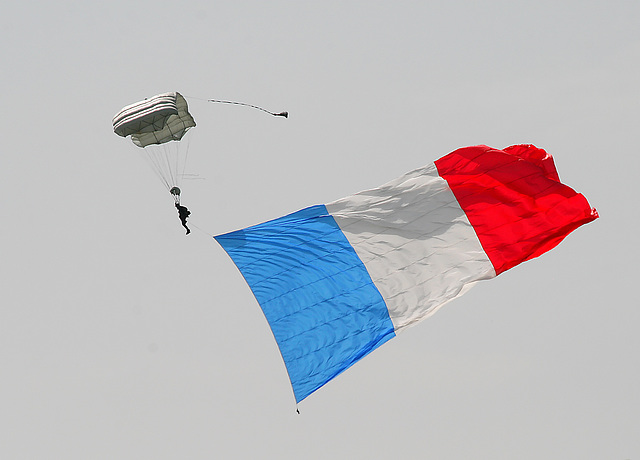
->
<box><xmin>113</xmin><ymin>92</ymin><xmax>197</xmax><ymax>203</ymax></box>
<box><xmin>113</xmin><ymin>92</ymin><xmax>196</xmax><ymax>148</ymax></box>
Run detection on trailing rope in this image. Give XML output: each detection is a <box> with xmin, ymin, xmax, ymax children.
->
<box><xmin>207</xmin><ymin>99</ymin><xmax>288</xmax><ymax>118</ymax></box>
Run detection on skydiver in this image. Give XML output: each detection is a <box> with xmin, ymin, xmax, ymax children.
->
<box><xmin>175</xmin><ymin>203</ymin><xmax>191</xmax><ymax>235</ymax></box>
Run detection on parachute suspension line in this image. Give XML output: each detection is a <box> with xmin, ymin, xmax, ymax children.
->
<box><xmin>140</xmin><ymin>135</ymin><xmax>193</xmax><ymax>201</ymax></box>
<box><xmin>141</xmin><ymin>149</ymin><xmax>171</xmax><ymax>191</ymax></box>
<box><xmin>181</xmin><ymin>134</ymin><xmax>192</xmax><ymax>184</ymax></box>
<box><xmin>161</xmin><ymin>143</ymin><xmax>176</xmax><ymax>189</ymax></box>
<box><xmin>152</xmin><ymin>148</ymin><xmax>172</xmax><ymax>190</ymax></box>
<box><xmin>174</xmin><ymin>140</ymin><xmax>182</xmax><ymax>188</ymax></box>
<box><xmin>208</xmin><ymin>99</ymin><xmax>288</xmax><ymax>118</ymax></box>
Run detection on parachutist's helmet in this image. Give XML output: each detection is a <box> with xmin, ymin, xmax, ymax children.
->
<box><xmin>170</xmin><ymin>187</ymin><xmax>181</xmax><ymax>204</ymax></box>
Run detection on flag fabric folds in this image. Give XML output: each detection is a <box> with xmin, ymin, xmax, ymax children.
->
<box><xmin>215</xmin><ymin>145</ymin><xmax>598</xmax><ymax>402</ymax></box>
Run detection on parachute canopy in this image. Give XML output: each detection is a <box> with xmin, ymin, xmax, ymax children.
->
<box><xmin>215</xmin><ymin>145</ymin><xmax>598</xmax><ymax>403</ymax></box>
<box><xmin>113</xmin><ymin>92</ymin><xmax>197</xmax><ymax>202</ymax></box>
<box><xmin>113</xmin><ymin>92</ymin><xmax>196</xmax><ymax>148</ymax></box>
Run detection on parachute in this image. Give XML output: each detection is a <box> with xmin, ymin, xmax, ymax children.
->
<box><xmin>113</xmin><ymin>92</ymin><xmax>287</xmax><ymax>207</ymax></box>
<box><xmin>113</xmin><ymin>92</ymin><xmax>196</xmax><ymax>204</ymax></box>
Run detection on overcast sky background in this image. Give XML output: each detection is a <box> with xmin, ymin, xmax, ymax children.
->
<box><xmin>2</xmin><ymin>1</ymin><xmax>638</xmax><ymax>459</ymax></box>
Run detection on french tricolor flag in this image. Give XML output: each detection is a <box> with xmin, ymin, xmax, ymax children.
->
<box><xmin>216</xmin><ymin>145</ymin><xmax>598</xmax><ymax>403</ymax></box>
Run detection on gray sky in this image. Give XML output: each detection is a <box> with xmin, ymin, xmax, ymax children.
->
<box><xmin>2</xmin><ymin>1</ymin><xmax>638</xmax><ymax>458</ymax></box>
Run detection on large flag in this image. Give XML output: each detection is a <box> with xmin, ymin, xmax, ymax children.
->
<box><xmin>215</xmin><ymin>145</ymin><xmax>598</xmax><ymax>403</ymax></box>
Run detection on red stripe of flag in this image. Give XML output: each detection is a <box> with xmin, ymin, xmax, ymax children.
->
<box><xmin>435</xmin><ymin>145</ymin><xmax>598</xmax><ymax>275</ymax></box>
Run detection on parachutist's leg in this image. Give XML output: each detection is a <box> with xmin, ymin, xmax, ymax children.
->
<box><xmin>178</xmin><ymin>218</ymin><xmax>190</xmax><ymax>235</ymax></box>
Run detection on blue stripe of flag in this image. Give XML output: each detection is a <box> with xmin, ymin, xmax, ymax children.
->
<box><xmin>215</xmin><ymin>205</ymin><xmax>395</xmax><ymax>402</ymax></box>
